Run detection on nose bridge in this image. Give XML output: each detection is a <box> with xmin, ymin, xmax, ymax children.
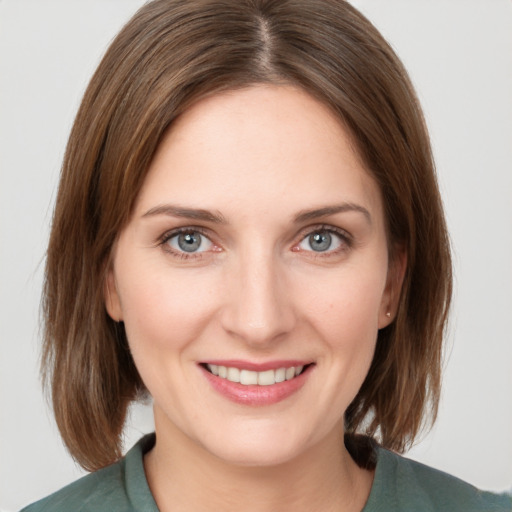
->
<box><xmin>221</xmin><ymin>241</ymin><xmax>295</xmax><ymax>345</ymax></box>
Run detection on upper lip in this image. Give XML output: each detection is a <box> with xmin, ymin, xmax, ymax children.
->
<box><xmin>200</xmin><ymin>360</ymin><xmax>313</xmax><ymax>372</ymax></box>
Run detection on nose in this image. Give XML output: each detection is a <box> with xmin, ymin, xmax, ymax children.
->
<box><xmin>220</xmin><ymin>248</ymin><xmax>296</xmax><ymax>347</ymax></box>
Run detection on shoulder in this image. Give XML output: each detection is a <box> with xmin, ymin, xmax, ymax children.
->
<box><xmin>20</xmin><ymin>463</ymin><xmax>128</xmax><ymax>512</ymax></box>
<box><xmin>366</xmin><ymin>447</ymin><xmax>512</xmax><ymax>512</ymax></box>
<box><xmin>20</xmin><ymin>435</ymin><xmax>157</xmax><ymax>512</ymax></box>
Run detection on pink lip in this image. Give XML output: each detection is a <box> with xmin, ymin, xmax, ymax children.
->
<box><xmin>200</xmin><ymin>362</ymin><xmax>314</xmax><ymax>406</ymax></box>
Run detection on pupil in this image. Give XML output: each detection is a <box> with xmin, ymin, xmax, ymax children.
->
<box><xmin>310</xmin><ymin>232</ymin><xmax>331</xmax><ymax>252</ymax></box>
<box><xmin>178</xmin><ymin>232</ymin><xmax>201</xmax><ymax>252</ymax></box>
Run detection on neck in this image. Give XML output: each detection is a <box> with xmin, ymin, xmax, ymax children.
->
<box><xmin>144</xmin><ymin>410</ymin><xmax>374</xmax><ymax>512</ymax></box>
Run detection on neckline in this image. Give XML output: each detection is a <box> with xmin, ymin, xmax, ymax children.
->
<box><xmin>125</xmin><ymin>433</ymin><xmax>392</xmax><ymax>512</ymax></box>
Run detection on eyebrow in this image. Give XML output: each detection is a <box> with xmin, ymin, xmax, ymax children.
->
<box><xmin>142</xmin><ymin>204</ymin><xmax>227</xmax><ymax>224</ymax></box>
<box><xmin>293</xmin><ymin>203</ymin><xmax>372</xmax><ymax>224</ymax></box>
<box><xmin>142</xmin><ymin>202</ymin><xmax>371</xmax><ymax>225</ymax></box>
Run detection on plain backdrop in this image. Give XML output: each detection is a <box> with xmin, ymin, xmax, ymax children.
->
<box><xmin>1</xmin><ymin>1</ymin><xmax>511</xmax><ymax>510</ymax></box>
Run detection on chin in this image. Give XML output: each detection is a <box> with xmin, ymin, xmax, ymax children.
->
<box><xmin>197</xmin><ymin>420</ymin><xmax>317</xmax><ymax>468</ymax></box>
<box><xmin>210</xmin><ymin>442</ymin><xmax>303</xmax><ymax>468</ymax></box>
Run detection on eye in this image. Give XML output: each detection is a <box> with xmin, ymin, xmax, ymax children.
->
<box><xmin>166</xmin><ymin>230</ymin><xmax>213</xmax><ymax>254</ymax></box>
<box><xmin>297</xmin><ymin>228</ymin><xmax>346</xmax><ymax>253</ymax></box>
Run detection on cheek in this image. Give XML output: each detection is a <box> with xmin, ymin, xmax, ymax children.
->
<box><xmin>298</xmin><ymin>263</ymin><xmax>386</xmax><ymax>338</ymax></box>
<box><xmin>295</xmin><ymin>262</ymin><xmax>386</xmax><ymax>395</ymax></box>
<box><xmin>116</xmin><ymin>262</ymin><xmax>220</xmax><ymax>356</ymax></box>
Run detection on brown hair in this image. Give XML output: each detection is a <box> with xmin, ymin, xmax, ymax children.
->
<box><xmin>43</xmin><ymin>0</ymin><xmax>452</xmax><ymax>471</ymax></box>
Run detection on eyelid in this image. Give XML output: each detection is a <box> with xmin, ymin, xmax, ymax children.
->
<box><xmin>300</xmin><ymin>223</ymin><xmax>352</xmax><ymax>241</ymax></box>
<box><xmin>158</xmin><ymin>225</ymin><xmax>210</xmax><ymax>243</ymax></box>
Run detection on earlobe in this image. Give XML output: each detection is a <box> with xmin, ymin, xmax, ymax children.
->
<box><xmin>379</xmin><ymin>247</ymin><xmax>407</xmax><ymax>328</ymax></box>
<box><xmin>104</xmin><ymin>268</ymin><xmax>123</xmax><ymax>322</ymax></box>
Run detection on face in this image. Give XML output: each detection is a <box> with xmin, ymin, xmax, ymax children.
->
<box><xmin>106</xmin><ymin>85</ymin><xmax>401</xmax><ymax>467</ymax></box>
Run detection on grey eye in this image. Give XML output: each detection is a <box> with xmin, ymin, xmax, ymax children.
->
<box><xmin>298</xmin><ymin>229</ymin><xmax>343</xmax><ymax>253</ymax></box>
<box><xmin>308</xmin><ymin>232</ymin><xmax>332</xmax><ymax>252</ymax></box>
<box><xmin>168</xmin><ymin>231</ymin><xmax>212</xmax><ymax>253</ymax></box>
<box><xmin>178</xmin><ymin>232</ymin><xmax>202</xmax><ymax>252</ymax></box>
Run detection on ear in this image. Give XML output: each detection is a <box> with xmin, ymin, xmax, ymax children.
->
<box><xmin>104</xmin><ymin>266</ymin><xmax>123</xmax><ymax>322</ymax></box>
<box><xmin>378</xmin><ymin>246</ymin><xmax>407</xmax><ymax>329</ymax></box>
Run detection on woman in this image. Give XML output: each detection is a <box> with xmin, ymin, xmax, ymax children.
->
<box><xmin>21</xmin><ymin>0</ymin><xmax>511</xmax><ymax>510</ymax></box>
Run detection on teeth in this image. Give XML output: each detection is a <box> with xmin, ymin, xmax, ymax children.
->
<box><xmin>240</xmin><ymin>369</ymin><xmax>258</xmax><ymax>385</ymax></box>
<box><xmin>227</xmin><ymin>367</ymin><xmax>240</xmax><ymax>383</ymax></box>
<box><xmin>258</xmin><ymin>369</ymin><xmax>275</xmax><ymax>386</ymax></box>
<box><xmin>285</xmin><ymin>367</ymin><xmax>295</xmax><ymax>380</ymax></box>
<box><xmin>206</xmin><ymin>364</ymin><xmax>305</xmax><ymax>386</ymax></box>
<box><xmin>275</xmin><ymin>368</ymin><xmax>286</xmax><ymax>383</ymax></box>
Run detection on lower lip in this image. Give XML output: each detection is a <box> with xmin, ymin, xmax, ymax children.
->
<box><xmin>201</xmin><ymin>365</ymin><xmax>313</xmax><ymax>406</ymax></box>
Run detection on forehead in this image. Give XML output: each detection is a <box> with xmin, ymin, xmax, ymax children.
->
<box><xmin>135</xmin><ymin>85</ymin><xmax>383</xmax><ymax>224</ymax></box>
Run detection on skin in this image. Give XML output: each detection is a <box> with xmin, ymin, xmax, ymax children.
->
<box><xmin>106</xmin><ymin>85</ymin><xmax>405</xmax><ymax>512</ymax></box>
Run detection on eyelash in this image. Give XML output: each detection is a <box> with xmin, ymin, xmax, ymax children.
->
<box><xmin>158</xmin><ymin>224</ymin><xmax>353</xmax><ymax>260</ymax></box>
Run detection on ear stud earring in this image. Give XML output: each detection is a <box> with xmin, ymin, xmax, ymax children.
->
<box><xmin>386</xmin><ymin>312</ymin><xmax>391</xmax><ymax>318</ymax></box>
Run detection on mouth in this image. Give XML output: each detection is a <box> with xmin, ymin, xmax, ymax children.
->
<box><xmin>203</xmin><ymin>363</ymin><xmax>309</xmax><ymax>386</ymax></box>
<box><xmin>199</xmin><ymin>361</ymin><xmax>314</xmax><ymax>405</ymax></box>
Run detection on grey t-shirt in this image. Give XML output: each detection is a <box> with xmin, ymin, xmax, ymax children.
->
<box><xmin>21</xmin><ymin>434</ymin><xmax>512</xmax><ymax>511</ymax></box>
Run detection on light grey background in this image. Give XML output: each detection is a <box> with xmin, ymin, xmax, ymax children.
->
<box><xmin>1</xmin><ymin>1</ymin><xmax>511</xmax><ymax>510</ymax></box>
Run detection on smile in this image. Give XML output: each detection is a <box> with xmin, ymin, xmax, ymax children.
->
<box><xmin>201</xmin><ymin>361</ymin><xmax>314</xmax><ymax>405</ymax></box>
<box><xmin>206</xmin><ymin>364</ymin><xmax>305</xmax><ymax>386</ymax></box>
